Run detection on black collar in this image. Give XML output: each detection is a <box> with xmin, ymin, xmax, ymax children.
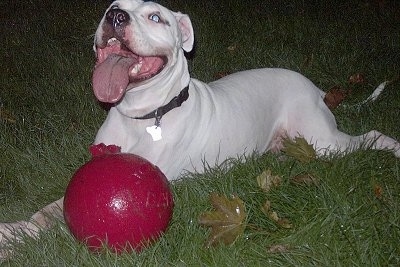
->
<box><xmin>134</xmin><ymin>85</ymin><xmax>189</xmax><ymax>120</ymax></box>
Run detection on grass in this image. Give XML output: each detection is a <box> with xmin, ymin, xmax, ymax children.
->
<box><xmin>1</xmin><ymin>0</ymin><xmax>399</xmax><ymax>265</ymax></box>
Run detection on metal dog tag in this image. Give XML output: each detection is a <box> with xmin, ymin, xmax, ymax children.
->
<box><xmin>146</xmin><ymin>111</ymin><xmax>163</xmax><ymax>141</ymax></box>
<box><xmin>146</xmin><ymin>125</ymin><xmax>162</xmax><ymax>141</ymax></box>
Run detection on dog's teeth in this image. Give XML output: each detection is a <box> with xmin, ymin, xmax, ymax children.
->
<box><xmin>131</xmin><ymin>63</ymin><xmax>142</xmax><ymax>75</ymax></box>
<box><xmin>107</xmin><ymin>38</ymin><xmax>118</xmax><ymax>45</ymax></box>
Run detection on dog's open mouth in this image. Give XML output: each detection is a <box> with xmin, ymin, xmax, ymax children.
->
<box><xmin>92</xmin><ymin>38</ymin><xmax>166</xmax><ymax>103</ymax></box>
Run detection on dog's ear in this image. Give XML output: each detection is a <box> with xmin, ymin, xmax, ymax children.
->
<box><xmin>174</xmin><ymin>12</ymin><xmax>194</xmax><ymax>52</ymax></box>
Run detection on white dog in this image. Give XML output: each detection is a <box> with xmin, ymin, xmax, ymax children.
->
<box><xmin>1</xmin><ymin>0</ymin><xmax>399</xmax><ymax>257</ymax></box>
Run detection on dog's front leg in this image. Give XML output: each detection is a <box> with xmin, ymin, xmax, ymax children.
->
<box><xmin>28</xmin><ymin>197</ymin><xmax>64</xmax><ymax>229</ymax></box>
<box><xmin>0</xmin><ymin>198</ymin><xmax>63</xmax><ymax>258</ymax></box>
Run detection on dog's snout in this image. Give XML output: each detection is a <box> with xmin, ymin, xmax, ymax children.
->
<box><xmin>106</xmin><ymin>8</ymin><xmax>130</xmax><ymax>28</ymax></box>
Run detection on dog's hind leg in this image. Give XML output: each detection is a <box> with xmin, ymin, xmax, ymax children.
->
<box><xmin>286</xmin><ymin>101</ymin><xmax>400</xmax><ymax>158</ymax></box>
<box><xmin>336</xmin><ymin>130</ymin><xmax>399</xmax><ymax>157</ymax></box>
<box><xmin>0</xmin><ymin>198</ymin><xmax>63</xmax><ymax>259</ymax></box>
<box><xmin>310</xmin><ymin>129</ymin><xmax>400</xmax><ymax>157</ymax></box>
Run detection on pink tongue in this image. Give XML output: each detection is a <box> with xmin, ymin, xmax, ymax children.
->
<box><xmin>92</xmin><ymin>54</ymin><xmax>137</xmax><ymax>103</ymax></box>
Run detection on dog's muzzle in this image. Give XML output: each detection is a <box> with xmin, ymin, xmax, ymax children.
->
<box><xmin>92</xmin><ymin>7</ymin><xmax>167</xmax><ymax>104</ymax></box>
<box><xmin>106</xmin><ymin>7</ymin><xmax>130</xmax><ymax>29</ymax></box>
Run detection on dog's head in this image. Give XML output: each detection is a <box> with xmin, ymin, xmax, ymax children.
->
<box><xmin>92</xmin><ymin>0</ymin><xmax>194</xmax><ymax>103</ymax></box>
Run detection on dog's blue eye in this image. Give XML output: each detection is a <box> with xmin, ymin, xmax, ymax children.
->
<box><xmin>149</xmin><ymin>14</ymin><xmax>161</xmax><ymax>23</ymax></box>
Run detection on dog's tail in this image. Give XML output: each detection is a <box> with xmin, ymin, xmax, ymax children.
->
<box><xmin>345</xmin><ymin>79</ymin><xmax>396</xmax><ymax>109</ymax></box>
<box><xmin>358</xmin><ymin>81</ymin><xmax>388</xmax><ymax>105</ymax></box>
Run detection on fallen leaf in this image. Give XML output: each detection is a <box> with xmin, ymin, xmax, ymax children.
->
<box><xmin>276</xmin><ymin>218</ymin><xmax>293</xmax><ymax>229</ymax></box>
<box><xmin>282</xmin><ymin>137</ymin><xmax>316</xmax><ymax>163</ymax></box>
<box><xmin>374</xmin><ymin>184</ymin><xmax>383</xmax><ymax>199</ymax></box>
<box><xmin>349</xmin><ymin>73</ymin><xmax>365</xmax><ymax>84</ymax></box>
<box><xmin>323</xmin><ymin>85</ymin><xmax>348</xmax><ymax>110</ymax></box>
<box><xmin>261</xmin><ymin>200</ymin><xmax>271</xmax><ymax>215</ymax></box>
<box><xmin>269</xmin><ymin>211</ymin><xmax>279</xmax><ymax>221</ymax></box>
<box><xmin>290</xmin><ymin>173</ymin><xmax>319</xmax><ymax>186</ymax></box>
<box><xmin>199</xmin><ymin>193</ymin><xmax>246</xmax><ymax>247</ymax></box>
<box><xmin>227</xmin><ymin>43</ymin><xmax>238</xmax><ymax>52</ymax></box>
<box><xmin>257</xmin><ymin>170</ymin><xmax>281</xmax><ymax>192</ymax></box>
<box><xmin>0</xmin><ymin>108</ymin><xmax>16</xmax><ymax>123</ymax></box>
<box><xmin>68</xmin><ymin>122</ymin><xmax>78</xmax><ymax>132</ymax></box>
<box><xmin>214</xmin><ymin>71</ymin><xmax>231</xmax><ymax>79</ymax></box>
<box><xmin>261</xmin><ymin>200</ymin><xmax>293</xmax><ymax>229</ymax></box>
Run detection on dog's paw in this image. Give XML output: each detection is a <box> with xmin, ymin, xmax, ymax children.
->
<box><xmin>0</xmin><ymin>222</ymin><xmax>25</xmax><ymax>244</ymax></box>
<box><xmin>0</xmin><ymin>221</ymin><xmax>28</xmax><ymax>260</ymax></box>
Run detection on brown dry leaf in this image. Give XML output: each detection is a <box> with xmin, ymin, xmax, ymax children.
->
<box><xmin>323</xmin><ymin>85</ymin><xmax>348</xmax><ymax>110</ymax></box>
<box><xmin>214</xmin><ymin>71</ymin><xmax>231</xmax><ymax>79</ymax></box>
<box><xmin>199</xmin><ymin>193</ymin><xmax>246</xmax><ymax>247</ymax></box>
<box><xmin>261</xmin><ymin>200</ymin><xmax>271</xmax><ymax>215</ymax></box>
<box><xmin>349</xmin><ymin>73</ymin><xmax>365</xmax><ymax>84</ymax></box>
<box><xmin>282</xmin><ymin>136</ymin><xmax>316</xmax><ymax>163</ymax></box>
<box><xmin>374</xmin><ymin>184</ymin><xmax>383</xmax><ymax>199</ymax></box>
<box><xmin>269</xmin><ymin>211</ymin><xmax>279</xmax><ymax>221</ymax></box>
<box><xmin>0</xmin><ymin>108</ymin><xmax>16</xmax><ymax>123</ymax></box>
<box><xmin>267</xmin><ymin>244</ymin><xmax>291</xmax><ymax>253</ymax></box>
<box><xmin>227</xmin><ymin>43</ymin><xmax>238</xmax><ymax>52</ymax></box>
<box><xmin>291</xmin><ymin>173</ymin><xmax>319</xmax><ymax>186</ymax></box>
<box><xmin>261</xmin><ymin>201</ymin><xmax>293</xmax><ymax>229</ymax></box>
<box><xmin>257</xmin><ymin>170</ymin><xmax>282</xmax><ymax>192</ymax></box>
<box><xmin>276</xmin><ymin>218</ymin><xmax>293</xmax><ymax>229</ymax></box>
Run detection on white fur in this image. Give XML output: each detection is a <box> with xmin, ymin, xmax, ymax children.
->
<box><xmin>1</xmin><ymin>0</ymin><xmax>399</xmax><ymax>258</ymax></box>
<box><xmin>94</xmin><ymin>0</ymin><xmax>399</xmax><ymax>179</ymax></box>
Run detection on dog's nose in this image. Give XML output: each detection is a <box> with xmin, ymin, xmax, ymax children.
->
<box><xmin>106</xmin><ymin>8</ymin><xmax>130</xmax><ymax>28</ymax></box>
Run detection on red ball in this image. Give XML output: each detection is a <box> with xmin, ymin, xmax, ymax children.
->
<box><xmin>63</xmin><ymin>152</ymin><xmax>174</xmax><ymax>253</ymax></box>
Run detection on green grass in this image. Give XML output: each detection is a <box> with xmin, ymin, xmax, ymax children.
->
<box><xmin>1</xmin><ymin>0</ymin><xmax>399</xmax><ymax>265</ymax></box>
